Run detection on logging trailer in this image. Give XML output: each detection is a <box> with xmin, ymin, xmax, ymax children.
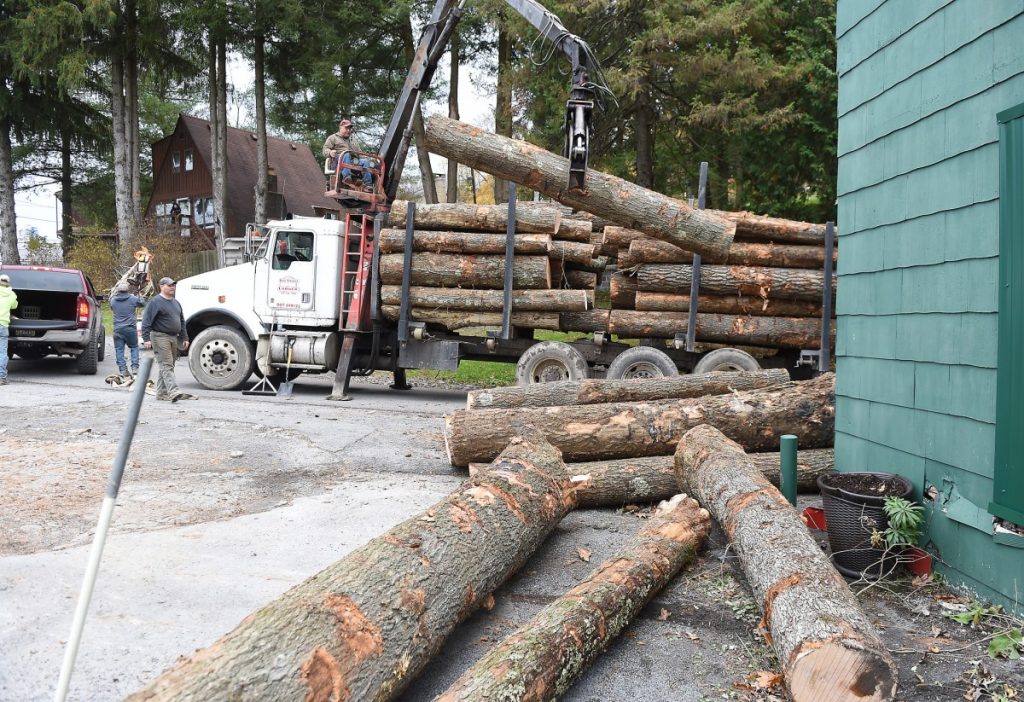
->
<box><xmin>174</xmin><ymin>0</ymin><xmax>834</xmax><ymax>398</ymax></box>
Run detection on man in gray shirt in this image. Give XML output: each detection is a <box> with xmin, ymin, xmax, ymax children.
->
<box><xmin>141</xmin><ymin>277</ymin><xmax>192</xmax><ymax>401</ymax></box>
<box><xmin>322</xmin><ymin>118</ymin><xmax>373</xmax><ymax>190</ymax></box>
<box><xmin>109</xmin><ymin>281</ymin><xmax>144</xmax><ymax>377</ymax></box>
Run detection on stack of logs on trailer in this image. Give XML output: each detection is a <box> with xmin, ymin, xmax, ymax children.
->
<box><xmin>377</xmin><ymin>201</ymin><xmax>835</xmax><ymax>353</ymax></box>
<box><xmin>378</xmin><ymin>200</ymin><xmax>601</xmax><ymax>331</ymax></box>
<box><xmin>604</xmin><ymin>210</ymin><xmax>837</xmax><ymax>349</ymax></box>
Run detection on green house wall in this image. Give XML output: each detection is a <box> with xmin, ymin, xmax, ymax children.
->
<box><xmin>836</xmin><ymin>0</ymin><xmax>1024</xmax><ymax>611</ymax></box>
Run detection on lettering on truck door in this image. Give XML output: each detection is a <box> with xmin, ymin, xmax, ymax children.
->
<box><xmin>267</xmin><ymin>229</ymin><xmax>316</xmax><ymax>312</ymax></box>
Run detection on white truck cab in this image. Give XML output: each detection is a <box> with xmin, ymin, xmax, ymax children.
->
<box><xmin>176</xmin><ymin>216</ymin><xmax>348</xmax><ymax>390</ymax></box>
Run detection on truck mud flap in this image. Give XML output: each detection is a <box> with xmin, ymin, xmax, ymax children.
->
<box><xmin>399</xmin><ymin>339</ymin><xmax>460</xmax><ymax>370</ymax></box>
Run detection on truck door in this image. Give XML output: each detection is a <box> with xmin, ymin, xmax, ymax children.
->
<box><xmin>264</xmin><ymin>228</ymin><xmax>317</xmax><ymax>313</ymax></box>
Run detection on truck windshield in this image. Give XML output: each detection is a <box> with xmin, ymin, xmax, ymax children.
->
<box><xmin>1</xmin><ymin>269</ymin><xmax>83</xmax><ymax>292</ymax></box>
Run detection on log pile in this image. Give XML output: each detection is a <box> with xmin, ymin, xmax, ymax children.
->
<box><xmin>379</xmin><ymin>201</ymin><xmax>605</xmax><ymax>332</ymax></box>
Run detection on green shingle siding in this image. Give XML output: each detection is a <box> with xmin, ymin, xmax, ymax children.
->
<box><xmin>944</xmin><ymin>201</ymin><xmax>999</xmax><ymax>261</ymax></box>
<box><xmin>840</xmin><ymin>12</ymin><xmax>1024</xmax><ymax>155</ymax></box>
<box><xmin>836</xmin><ymin>357</ymin><xmax>916</xmax><ymax>406</ymax></box>
<box><xmin>837</xmin><ymin>0</ymin><xmax>950</xmax><ymax>74</ymax></box>
<box><xmin>883</xmin><ymin>214</ymin><xmax>947</xmax><ymax>270</ymax></box>
<box><xmin>836</xmin><ymin>0</ymin><xmax>887</xmax><ymax>42</ymax></box>
<box><xmin>837</xmin><ymin>315</ymin><xmax>898</xmax><ymax>358</ymax></box>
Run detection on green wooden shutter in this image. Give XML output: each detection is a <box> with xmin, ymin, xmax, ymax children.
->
<box><xmin>992</xmin><ymin>102</ymin><xmax>1024</xmax><ymax>525</ymax></box>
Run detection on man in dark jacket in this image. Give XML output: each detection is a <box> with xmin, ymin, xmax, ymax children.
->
<box><xmin>141</xmin><ymin>277</ymin><xmax>192</xmax><ymax>401</ymax></box>
<box><xmin>109</xmin><ymin>281</ymin><xmax>144</xmax><ymax>378</ymax></box>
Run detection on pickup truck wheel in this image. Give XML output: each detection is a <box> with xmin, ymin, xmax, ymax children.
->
<box><xmin>692</xmin><ymin>347</ymin><xmax>760</xmax><ymax>374</ymax></box>
<box><xmin>515</xmin><ymin>341</ymin><xmax>589</xmax><ymax>386</ymax></box>
<box><xmin>606</xmin><ymin>346</ymin><xmax>679</xmax><ymax>380</ymax></box>
<box><xmin>96</xmin><ymin>327</ymin><xmax>106</xmax><ymax>362</ymax></box>
<box><xmin>189</xmin><ymin>325</ymin><xmax>254</xmax><ymax>390</ymax></box>
<box><xmin>76</xmin><ymin>335</ymin><xmax>99</xmax><ymax>375</ymax></box>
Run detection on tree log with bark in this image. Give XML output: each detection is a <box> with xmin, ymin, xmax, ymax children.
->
<box><xmin>620</xmin><ymin>238</ymin><xmax>836</xmax><ymax>270</ymax></box>
<box><xmin>708</xmin><ymin>210</ymin><xmax>836</xmax><ymax>245</ymax></box>
<box><xmin>444</xmin><ymin>373</ymin><xmax>835</xmax><ymax>465</ymax></box>
<box><xmin>381</xmin><ymin>306</ymin><xmax>561</xmax><ymax>332</ymax></box>
<box><xmin>634</xmin><ymin>292</ymin><xmax>824</xmax><ymax>318</ymax></box>
<box><xmin>390</xmin><ymin>200</ymin><xmax>562</xmax><ymax>233</ymax></box>
<box><xmin>469</xmin><ymin>449</ymin><xmax>834</xmax><ymax>507</ymax></box>
<box><xmin>379</xmin><ymin>253</ymin><xmax>551</xmax><ymax>289</ymax></box>
<box><xmin>378</xmin><ymin>229</ymin><xmax>551</xmax><ymax>256</ymax></box>
<box><xmin>466</xmin><ymin>368</ymin><xmax>790</xmax><ymax>410</ymax></box>
<box><xmin>423</xmin><ymin>116</ymin><xmax>736</xmax><ymax>259</ymax></box>
<box><xmin>606</xmin><ymin>310</ymin><xmax>833</xmax><ymax>348</ymax></box>
<box><xmin>435</xmin><ymin>494</ymin><xmax>711</xmax><ymax>702</ymax></box>
<box><xmin>609</xmin><ymin>272</ymin><xmax>638</xmax><ymax>309</ymax></box>
<box><xmin>128</xmin><ymin>434</ymin><xmax>577</xmax><ymax>702</ymax></box>
<box><xmin>550</xmin><ymin>263</ymin><xmax>598</xmax><ymax>290</ymax></box>
<box><xmin>636</xmin><ymin>264</ymin><xmax>832</xmax><ymax>302</ymax></box>
<box><xmin>675</xmin><ymin>425</ymin><xmax>897</xmax><ymax>702</ymax></box>
<box><xmin>380</xmin><ymin>286</ymin><xmax>592</xmax><ymax>312</ymax></box>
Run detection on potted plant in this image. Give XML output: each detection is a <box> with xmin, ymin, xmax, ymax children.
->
<box><xmin>816</xmin><ymin>472</ymin><xmax>917</xmax><ymax>579</ymax></box>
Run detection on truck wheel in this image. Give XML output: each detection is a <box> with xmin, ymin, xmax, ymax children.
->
<box><xmin>692</xmin><ymin>347</ymin><xmax>760</xmax><ymax>374</ymax></box>
<box><xmin>606</xmin><ymin>346</ymin><xmax>678</xmax><ymax>380</ymax></box>
<box><xmin>96</xmin><ymin>327</ymin><xmax>106</xmax><ymax>362</ymax></box>
<box><xmin>515</xmin><ymin>341</ymin><xmax>589</xmax><ymax>386</ymax></box>
<box><xmin>76</xmin><ymin>335</ymin><xmax>99</xmax><ymax>375</ymax></box>
<box><xmin>189</xmin><ymin>325</ymin><xmax>254</xmax><ymax>390</ymax></box>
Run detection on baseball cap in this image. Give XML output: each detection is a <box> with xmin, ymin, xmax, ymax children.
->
<box><xmin>115</xmin><ymin>281</ymin><xmax>131</xmax><ymax>292</ymax></box>
<box><xmin>158</xmin><ymin>276</ymin><xmax>176</xmax><ymax>286</ymax></box>
<box><xmin>339</xmin><ymin>118</ymin><xmax>353</xmax><ymax>128</ymax></box>
<box><xmin>0</xmin><ymin>274</ymin><xmax>9</xmax><ymax>286</ymax></box>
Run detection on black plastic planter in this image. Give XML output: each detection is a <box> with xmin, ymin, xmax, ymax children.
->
<box><xmin>817</xmin><ymin>472</ymin><xmax>913</xmax><ymax>579</ymax></box>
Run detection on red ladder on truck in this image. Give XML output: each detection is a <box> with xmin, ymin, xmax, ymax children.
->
<box><xmin>329</xmin><ymin>213</ymin><xmax>377</xmax><ymax>400</ymax></box>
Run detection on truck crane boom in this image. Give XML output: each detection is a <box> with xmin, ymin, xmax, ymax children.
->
<box><xmin>378</xmin><ymin>0</ymin><xmax>609</xmax><ymax>202</ymax></box>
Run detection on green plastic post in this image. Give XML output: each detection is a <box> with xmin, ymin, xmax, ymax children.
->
<box><xmin>780</xmin><ymin>434</ymin><xmax>798</xmax><ymax>507</ymax></box>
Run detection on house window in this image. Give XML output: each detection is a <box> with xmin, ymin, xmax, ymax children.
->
<box><xmin>193</xmin><ymin>198</ymin><xmax>205</xmax><ymax>225</ymax></box>
<box><xmin>184</xmin><ymin>149</ymin><xmax>194</xmax><ymax>172</ymax></box>
<box><xmin>992</xmin><ymin>101</ymin><xmax>1024</xmax><ymax>526</ymax></box>
<box><xmin>172</xmin><ymin>152</ymin><xmax>181</xmax><ymax>174</ymax></box>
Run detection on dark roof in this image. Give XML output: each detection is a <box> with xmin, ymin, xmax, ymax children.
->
<box><xmin>175</xmin><ymin>113</ymin><xmax>338</xmax><ymax>225</ymax></box>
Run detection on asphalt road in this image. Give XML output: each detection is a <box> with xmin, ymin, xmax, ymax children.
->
<box><xmin>1</xmin><ymin>344</ymin><xmax>1020</xmax><ymax>701</ymax></box>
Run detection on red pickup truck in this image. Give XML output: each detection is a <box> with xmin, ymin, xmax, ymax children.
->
<box><xmin>0</xmin><ymin>265</ymin><xmax>106</xmax><ymax>374</ymax></box>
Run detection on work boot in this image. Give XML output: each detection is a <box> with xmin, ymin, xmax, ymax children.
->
<box><xmin>0</xmin><ymin>378</ymin><xmax>8</xmax><ymax>385</ymax></box>
<box><xmin>341</xmin><ymin>177</ymin><xmax>358</xmax><ymax>191</ymax></box>
<box><xmin>130</xmin><ymin>366</ymin><xmax>139</xmax><ymax>376</ymax></box>
<box><xmin>118</xmin><ymin>367</ymin><xmax>128</xmax><ymax>377</ymax></box>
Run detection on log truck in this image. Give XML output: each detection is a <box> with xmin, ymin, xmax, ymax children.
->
<box><xmin>175</xmin><ymin>0</ymin><xmax>831</xmax><ymax>398</ymax></box>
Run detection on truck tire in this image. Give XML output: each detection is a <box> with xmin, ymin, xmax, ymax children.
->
<box><xmin>515</xmin><ymin>341</ymin><xmax>589</xmax><ymax>386</ymax></box>
<box><xmin>76</xmin><ymin>334</ymin><xmax>99</xmax><ymax>375</ymax></box>
<box><xmin>96</xmin><ymin>326</ymin><xmax>106</xmax><ymax>362</ymax></box>
<box><xmin>606</xmin><ymin>346</ymin><xmax>679</xmax><ymax>380</ymax></box>
<box><xmin>692</xmin><ymin>347</ymin><xmax>760</xmax><ymax>374</ymax></box>
<box><xmin>189</xmin><ymin>325</ymin><xmax>254</xmax><ymax>390</ymax></box>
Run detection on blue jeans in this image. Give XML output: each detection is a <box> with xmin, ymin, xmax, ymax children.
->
<box><xmin>342</xmin><ymin>152</ymin><xmax>373</xmax><ymax>186</ymax></box>
<box><xmin>113</xmin><ymin>325</ymin><xmax>139</xmax><ymax>372</ymax></box>
<box><xmin>0</xmin><ymin>324</ymin><xmax>8</xmax><ymax>379</ymax></box>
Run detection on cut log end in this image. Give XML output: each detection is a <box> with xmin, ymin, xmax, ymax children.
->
<box><xmin>787</xmin><ymin>638</ymin><xmax>898</xmax><ymax>702</ymax></box>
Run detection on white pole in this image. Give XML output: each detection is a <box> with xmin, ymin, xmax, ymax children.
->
<box><xmin>54</xmin><ymin>355</ymin><xmax>153</xmax><ymax>702</ymax></box>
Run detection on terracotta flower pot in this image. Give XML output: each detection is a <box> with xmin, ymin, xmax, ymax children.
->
<box><xmin>817</xmin><ymin>471</ymin><xmax>913</xmax><ymax>579</ymax></box>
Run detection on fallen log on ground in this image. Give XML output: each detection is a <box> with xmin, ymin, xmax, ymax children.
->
<box><xmin>435</xmin><ymin>494</ymin><xmax>711</xmax><ymax>702</ymax></box>
<box><xmin>676</xmin><ymin>425</ymin><xmax>897</xmax><ymax>702</ymax></box>
<box><xmin>620</xmin><ymin>238</ymin><xmax>837</xmax><ymax>270</ymax></box>
<box><xmin>634</xmin><ymin>292</ymin><xmax>824</xmax><ymax>318</ymax></box>
<box><xmin>607</xmin><ymin>310</ymin><xmax>833</xmax><ymax>349</ymax></box>
<box><xmin>390</xmin><ymin>199</ymin><xmax>562</xmax><ymax>234</ymax></box>
<box><xmin>127</xmin><ymin>434</ymin><xmax>577</xmax><ymax>702</ymax></box>
<box><xmin>465</xmin><ymin>368</ymin><xmax>790</xmax><ymax>410</ymax></box>
<box><xmin>636</xmin><ymin>264</ymin><xmax>831</xmax><ymax>301</ymax></box>
<box><xmin>379</xmin><ymin>253</ymin><xmax>551</xmax><ymax>290</ymax></box>
<box><xmin>423</xmin><ymin>116</ymin><xmax>736</xmax><ymax>259</ymax></box>
<box><xmin>381</xmin><ymin>305</ymin><xmax>561</xmax><ymax>332</ymax></box>
<box><xmin>378</xmin><ymin>229</ymin><xmax>551</xmax><ymax>256</ymax></box>
<box><xmin>469</xmin><ymin>449</ymin><xmax>834</xmax><ymax>506</ymax></box>
<box><xmin>380</xmin><ymin>286</ymin><xmax>593</xmax><ymax>312</ymax></box>
<box><xmin>444</xmin><ymin>373</ymin><xmax>835</xmax><ymax>465</ymax></box>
